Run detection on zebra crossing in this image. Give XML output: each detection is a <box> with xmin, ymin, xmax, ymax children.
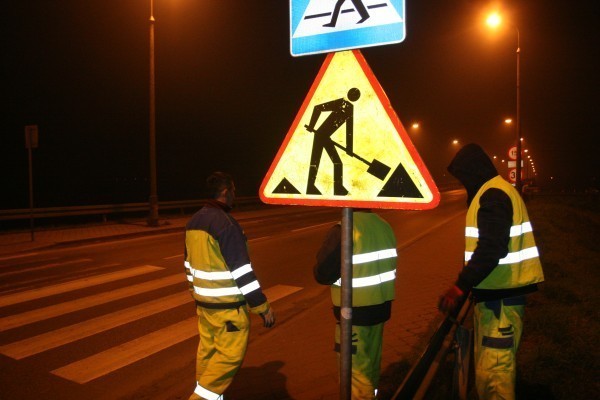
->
<box><xmin>0</xmin><ymin>256</ymin><xmax>301</xmax><ymax>386</ymax></box>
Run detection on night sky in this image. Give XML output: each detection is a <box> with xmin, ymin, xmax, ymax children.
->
<box><xmin>2</xmin><ymin>0</ymin><xmax>599</xmax><ymax>210</ymax></box>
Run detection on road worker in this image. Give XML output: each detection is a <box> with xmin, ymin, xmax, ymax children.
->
<box><xmin>438</xmin><ymin>143</ymin><xmax>544</xmax><ymax>400</ymax></box>
<box><xmin>314</xmin><ymin>209</ymin><xmax>398</xmax><ymax>399</ymax></box>
<box><xmin>184</xmin><ymin>172</ymin><xmax>275</xmax><ymax>400</ymax></box>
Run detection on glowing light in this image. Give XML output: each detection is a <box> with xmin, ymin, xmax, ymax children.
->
<box><xmin>486</xmin><ymin>12</ymin><xmax>502</xmax><ymax>28</ymax></box>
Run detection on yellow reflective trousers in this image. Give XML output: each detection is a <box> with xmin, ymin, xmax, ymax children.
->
<box><xmin>189</xmin><ymin>306</ymin><xmax>250</xmax><ymax>400</ymax></box>
<box><xmin>335</xmin><ymin>323</ymin><xmax>384</xmax><ymax>400</ymax></box>
<box><xmin>474</xmin><ymin>299</ymin><xmax>524</xmax><ymax>400</ymax></box>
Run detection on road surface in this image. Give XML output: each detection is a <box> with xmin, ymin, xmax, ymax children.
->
<box><xmin>0</xmin><ymin>190</ymin><xmax>467</xmax><ymax>399</ymax></box>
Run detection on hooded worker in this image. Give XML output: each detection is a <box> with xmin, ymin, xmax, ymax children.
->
<box><xmin>438</xmin><ymin>143</ymin><xmax>544</xmax><ymax>400</ymax></box>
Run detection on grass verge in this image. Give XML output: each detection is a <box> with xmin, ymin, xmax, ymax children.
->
<box><xmin>515</xmin><ymin>194</ymin><xmax>599</xmax><ymax>399</ymax></box>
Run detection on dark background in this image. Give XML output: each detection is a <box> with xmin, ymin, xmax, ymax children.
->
<box><xmin>2</xmin><ymin>0</ymin><xmax>598</xmax><ymax>209</ymax></box>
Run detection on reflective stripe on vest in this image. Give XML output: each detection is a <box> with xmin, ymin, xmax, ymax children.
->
<box><xmin>353</xmin><ymin>248</ymin><xmax>398</xmax><ymax>264</ymax></box>
<box><xmin>330</xmin><ymin>212</ymin><xmax>397</xmax><ymax>307</ymax></box>
<box><xmin>333</xmin><ymin>269</ymin><xmax>396</xmax><ymax>288</ymax></box>
<box><xmin>465</xmin><ymin>246</ymin><xmax>539</xmax><ymax>265</ymax></box>
<box><xmin>465</xmin><ymin>222</ymin><xmax>533</xmax><ymax>238</ymax></box>
<box><xmin>184</xmin><ymin>261</ymin><xmax>260</xmax><ymax>297</ymax></box>
<box><xmin>333</xmin><ymin>248</ymin><xmax>398</xmax><ymax>287</ymax></box>
<box><xmin>464</xmin><ymin>223</ymin><xmax>540</xmax><ymax>264</ymax></box>
<box><xmin>465</xmin><ymin>176</ymin><xmax>544</xmax><ymax>290</ymax></box>
<box><xmin>194</xmin><ymin>382</ymin><xmax>223</xmax><ymax>400</ymax></box>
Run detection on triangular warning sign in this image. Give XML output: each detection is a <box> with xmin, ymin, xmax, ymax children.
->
<box><xmin>259</xmin><ymin>50</ymin><xmax>439</xmax><ymax>210</ymax></box>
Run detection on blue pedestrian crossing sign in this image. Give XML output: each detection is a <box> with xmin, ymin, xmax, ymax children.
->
<box><xmin>290</xmin><ymin>0</ymin><xmax>406</xmax><ymax>56</ymax></box>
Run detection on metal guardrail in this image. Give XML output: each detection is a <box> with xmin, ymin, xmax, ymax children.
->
<box><xmin>392</xmin><ymin>297</ymin><xmax>473</xmax><ymax>400</ymax></box>
<box><xmin>0</xmin><ymin>183</ymin><xmax>463</xmax><ymax>223</ymax></box>
<box><xmin>0</xmin><ymin>197</ymin><xmax>261</xmax><ymax>222</ymax></box>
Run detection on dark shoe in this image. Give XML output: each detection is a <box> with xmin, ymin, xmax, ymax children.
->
<box><xmin>323</xmin><ymin>22</ymin><xmax>336</xmax><ymax>27</ymax></box>
<box><xmin>357</xmin><ymin>16</ymin><xmax>370</xmax><ymax>24</ymax></box>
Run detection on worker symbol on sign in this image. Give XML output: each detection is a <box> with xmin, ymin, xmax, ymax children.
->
<box><xmin>304</xmin><ymin>88</ymin><xmax>358</xmax><ymax>196</ymax></box>
<box><xmin>323</xmin><ymin>0</ymin><xmax>370</xmax><ymax>28</ymax></box>
<box><xmin>305</xmin><ymin>87</ymin><xmax>391</xmax><ymax>196</ymax></box>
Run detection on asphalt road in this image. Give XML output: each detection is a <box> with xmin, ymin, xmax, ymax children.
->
<box><xmin>0</xmin><ymin>190</ymin><xmax>466</xmax><ymax>399</ymax></box>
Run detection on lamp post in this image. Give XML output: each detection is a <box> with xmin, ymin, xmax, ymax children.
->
<box><xmin>148</xmin><ymin>0</ymin><xmax>159</xmax><ymax>226</ymax></box>
<box><xmin>515</xmin><ymin>26</ymin><xmax>522</xmax><ymax>193</ymax></box>
<box><xmin>487</xmin><ymin>13</ymin><xmax>523</xmax><ymax>192</ymax></box>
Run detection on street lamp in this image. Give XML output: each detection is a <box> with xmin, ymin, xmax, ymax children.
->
<box><xmin>148</xmin><ymin>0</ymin><xmax>159</xmax><ymax>226</ymax></box>
<box><xmin>487</xmin><ymin>12</ymin><xmax>523</xmax><ymax>192</ymax></box>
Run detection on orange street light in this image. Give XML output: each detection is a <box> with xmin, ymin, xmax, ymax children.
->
<box><xmin>486</xmin><ymin>12</ymin><xmax>502</xmax><ymax>28</ymax></box>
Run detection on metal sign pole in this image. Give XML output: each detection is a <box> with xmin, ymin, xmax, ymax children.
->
<box><xmin>340</xmin><ymin>207</ymin><xmax>353</xmax><ymax>399</ymax></box>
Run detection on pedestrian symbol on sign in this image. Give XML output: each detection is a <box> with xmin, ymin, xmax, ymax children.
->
<box><xmin>323</xmin><ymin>0</ymin><xmax>371</xmax><ymax>28</ymax></box>
<box><xmin>290</xmin><ymin>0</ymin><xmax>406</xmax><ymax>56</ymax></box>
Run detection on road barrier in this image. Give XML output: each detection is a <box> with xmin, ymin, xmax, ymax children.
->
<box><xmin>392</xmin><ymin>297</ymin><xmax>473</xmax><ymax>399</ymax></box>
<box><xmin>0</xmin><ymin>197</ymin><xmax>261</xmax><ymax>223</ymax></box>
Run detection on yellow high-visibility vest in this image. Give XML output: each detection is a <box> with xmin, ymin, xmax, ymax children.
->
<box><xmin>331</xmin><ymin>212</ymin><xmax>397</xmax><ymax>307</ymax></box>
<box><xmin>465</xmin><ymin>176</ymin><xmax>544</xmax><ymax>290</ymax></box>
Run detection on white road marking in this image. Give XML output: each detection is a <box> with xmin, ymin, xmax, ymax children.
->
<box><xmin>0</xmin><ymin>252</ymin><xmax>40</xmax><ymax>262</ymax></box>
<box><xmin>0</xmin><ymin>274</ymin><xmax>184</xmax><ymax>332</ymax></box>
<box><xmin>0</xmin><ymin>291</ymin><xmax>191</xmax><ymax>359</ymax></box>
<box><xmin>47</xmin><ymin>284</ymin><xmax>303</xmax><ymax>383</ymax></box>
<box><xmin>51</xmin><ymin>317</ymin><xmax>198</xmax><ymax>383</ymax></box>
<box><xmin>1</xmin><ymin>259</ymin><xmax>93</xmax><ymax>279</ymax></box>
<box><xmin>292</xmin><ymin>221</ymin><xmax>336</xmax><ymax>232</ymax></box>
<box><xmin>0</xmin><ymin>265</ymin><xmax>163</xmax><ymax>307</ymax></box>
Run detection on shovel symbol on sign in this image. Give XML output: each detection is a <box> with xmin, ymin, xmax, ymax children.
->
<box><xmin>304</xmin><ymin>124</ymin><xmax>391</xmax><ymax>181</ymax></box>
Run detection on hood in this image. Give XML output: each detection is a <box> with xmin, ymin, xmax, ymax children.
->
<box><xmin>447</xmin><ymin>143</ymin><xmax>498</xmax><ymax>205</ymax></box>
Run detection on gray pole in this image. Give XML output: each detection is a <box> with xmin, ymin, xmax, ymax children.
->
<box><xmin>515</xmin><ymin>27</ymin><xmax>522</xmax><ymax>193</ymax></box>
<box><xmin>340</xmin><ymin>207</ymin><xmax>353</xmax><ymax>399</ymax></box>
<box><xmin>148</xmin><ymin>0</ymin><xmax>159</xmax><ymax>226</ymax></box>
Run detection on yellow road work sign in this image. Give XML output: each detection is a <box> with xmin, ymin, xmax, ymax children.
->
<box><xmin>260</xmin><ymin>50</ymin><xmax>439</xmax><ymax>210</ymax></box>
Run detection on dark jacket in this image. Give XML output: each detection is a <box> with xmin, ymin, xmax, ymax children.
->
<box><xmin>184</xmin><ymin>200</ymin><xmax>268</xmax><ymax>310</ymax></box>
<box><xmin>448</xmin><ymin>144</ymin><xmax>538</xmax><ymax>302</ymax></box>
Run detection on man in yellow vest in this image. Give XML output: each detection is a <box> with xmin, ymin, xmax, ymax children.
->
<box><xmin>438</xmin><ymin>144</ymin><xmax>544</xmax><ymax>400</ymax></box>
<box><xmin>185</xmin><ymin>172</ymin><xmax>275</xmax><ymax>400</ymax></box>
<box><xmin>314</xmin><ymin>209</ymin><xmax>398</xmax><ymax>399</ymax></box>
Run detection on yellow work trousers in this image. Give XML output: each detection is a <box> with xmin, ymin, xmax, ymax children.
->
<box><xmin>335</xmin><ymin>323</ymin><xmax>384</xmax><ymax>400</ymax></box>
<box><xmin>189</xmin><ymin>306</ymin><xmax>250</xmax><ymax>400</ymax></box>
<box><xmin>474</xmin><ymin>299</ymin><xmax>525</xmax><ymax>400</ymax></box>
